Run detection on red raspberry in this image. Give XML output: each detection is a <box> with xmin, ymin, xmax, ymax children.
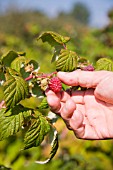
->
<box><xmin>83</xmin><ymin>65</ymin><xmax>94</xmax><ymax>71</ymax></box>
<box><xmin>48</xmin><ymin>77</ymin><xmax>62</xmax><ymax>93</ymax></box>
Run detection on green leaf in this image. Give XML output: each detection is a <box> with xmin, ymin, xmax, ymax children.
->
<box><xmin>3</xmin><ymin>68</ymin><xmax>29</xmax><ymax>108</ymax></box>
<box><xmin>0</xmin><ymin>60</ymin><xmax>5</xmax><ymax>84</ymax></box>
<box><xmin>96</xmin><ymin>58</ymin><xmax>113</xmax><ymax>71</ymax></box>
<box><xmin>56</xmin><ymin>49</ymin><xmax>78</xmax><ymax>72</ymax></box>
<box><xmin>0</xmin><ymin>165</ymin><xmax>11</xmax><ymax>170</ymax></box>
<box><xmin>1</xmin><ymin>51</ymin><xmax>18</xmax><ymax>67</ymax></box>
<box><xmin>11</xmin><ymin>57</ymin><xmax>39</xmax><ymax>74</ymax></box>
<box><xmin>37</xmin><ymin>31</ymin><xmax>70</xmax><ymax>47</ymax></box>
<box><xmin>20</xmin><ymin>59</ymin><xmax>39</xmax><ymax>79</ymax></box>
<box><xmin>35</xmin><ymin>127</ymin><xmax>58</xmax><ymax>164</ymax></box>
<box><xmin>24</xmin><ymin>111</ymin><xmax>50</xmax><ymax>149</ymax></box>
<box><xmin>11</xmin><ymin>56</ymin><xmax>26</xmax><ymax>72</ymax></box>
<box><xmin>4</xmin><ymin>104</ymin><xmax>32</xmax><ymax>117</ymax></box>
<box><xmin>38</xmin><ymin>97</ymin><xmax>49</xmax><ymax>109</ymax></box>
<box><xmin>77</xmin><ymin>57</ymin><xmax>89</xmax><ymax>68</ymax></box>
<box><xmin>28</xmin><ymin>60</ymin><xmax>39</xmax><ymax>71</ymax></box>
<box><xmin>48</xmin><ymin>128</ymin><xmax>58</xmax><ymax>161</ymax></box>
<box><xmin>51</xmin><ymin>45</ymin><xmax>64</xmax><ymax>63</ymax></box>
<box><xmin>0</xmin><ymin>61</ymin><xmax>3</xmax><ymax>73</ymax></box>
<box><xmin>17</xmin><ymin>51</ymin><xmax>26</xmax><ymax>56</ymax></box>
<box><xmin>31</xmin><ymin>83</ymin><xmax>44</xmax><ymax>97</ymax></box>
<box><xmin>0</xmin><ymin>108</ymin><xmax>25</xmax><ymax>140</ymax></box>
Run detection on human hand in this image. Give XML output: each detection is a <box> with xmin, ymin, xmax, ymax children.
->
<box><xmin>46</xmin><ymin>70</ymin><xmax>113</xmax><ymax>139</ymax></box>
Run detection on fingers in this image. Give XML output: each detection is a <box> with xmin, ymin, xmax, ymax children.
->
<box><xmin>69</xmin><ymin>110</ymin><xmax>85</xmax><ymax>138</ymax></box>
<box><xmin>71</xmin><ymin>90</ymin><xmax>85</xmax><ymax>104</ymax></box>
<box><xmin>94</xmin><ymin>75</ymin><xmax>113</xmax><ymax>104</ymax></box>
<box><xmin>60</xmin><ymin>98</ymin><xmax>76</xmax><ymax>119</ymax></box>
<box><xmin>46</xmin><ymin>89</ymin><xmax>85</xmax><ymax>138</ymax></box>
<box><xmin>46</xmin><ymin>89</ymin><xmax>77</xmax><ymax>121</ymax></box>
<box><xmin>45</xmin><ymin>90</ymin><xmax>61</xmax><ymax>113</ymax></box>
<box><xmin>45</xmin><ymin>89</ymin><xmax>71</xmax><ymax>113</ymax></box>
<box><xmin>57</xmin><ymin>70</ymin><xmax>110</xmax><ymax>88</ymax></box>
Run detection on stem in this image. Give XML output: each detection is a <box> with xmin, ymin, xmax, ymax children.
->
<box><xmin>63</xmin><ymin>43</ymin><xmax>67</xmax><ymax>49</ymax></box>
<box><xmin>25</xmin><ymin>74</ymin><xmax>33</xmax><ymax>81</ymax></box>
<box><xmin>25</xmin><ymin>72</ymin><xmax>57</xmax><ymax>81</ymax></box>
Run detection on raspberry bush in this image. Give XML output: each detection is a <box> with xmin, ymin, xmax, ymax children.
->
<box><xmin>0</xmin><ymin>31</ymin><xmax>113</xmax><ymax>165</ymax></box>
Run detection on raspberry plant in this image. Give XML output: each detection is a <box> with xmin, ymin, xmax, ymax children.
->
<box><xmin>0</xmin><ymin>31</ymin><xmax>113</xmax><ymax>165</ymax></box>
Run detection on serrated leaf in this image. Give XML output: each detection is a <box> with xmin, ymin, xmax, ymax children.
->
<box><xmin>0</xmin><ymin>108</ymin><xmax>25</xmax><ymax>140</ymax></box>
<box><xmin>3</xmin><ymin>68</ymin><xmax>29</xmax><ymax>108</ymax></box>
<box><xmin>37</xmin><ymin>31</ymin><xmax>70</xmax><ymax>47</ymax></box>
<box><xmin>56</xmin><ymin>49</ymin><xmax>78</xmax><ymax>72</ymax></box>
<box><xmin>96</xmin><ymin>58</ymin><xmax>113</xmax><ymax>71</ymax></box>
<box><xmin>24</xmin><ymin>111</ymin><xmax>50</xmax><ymax>149</ymax></box>
<box><xmin>38</xmin><ymin>97</ymin><xmax>49</xmax><ymax>109</ymax></box>
<box><xmin>4</xmin><ymin>104</ymin><xmax>32</xmax><ymax>117</ymax></box>
<box><xmin>1</xmin><ymin>51</ymin><xmax>18</xmax><ymax>67</ymax></box>
<box><xmin>35</xmin><ymin>127</ymin><xmax>58</xmax><ymax>164</ymax></box>
<box><xmin>11</xmin><ymin>56</ymin><xmax>26</xmax><ymax>72</ymax></box>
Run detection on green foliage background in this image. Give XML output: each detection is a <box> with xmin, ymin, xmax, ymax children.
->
<box><xmin>0</xmin><ymin>7</ymin><xmax>113</xmax><ymax>170</ymax></box>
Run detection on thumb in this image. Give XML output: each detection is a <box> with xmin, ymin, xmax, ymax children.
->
<box><xmin>57</xmin><ymin>70</ymin><xmax>110</xmax><ymax>88</ymax></box>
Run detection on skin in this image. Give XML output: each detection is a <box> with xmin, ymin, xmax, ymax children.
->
<box><xmin>46</xmin><ymin>70</ymin><xmax>113</xmax><ymax>140</ymax></box>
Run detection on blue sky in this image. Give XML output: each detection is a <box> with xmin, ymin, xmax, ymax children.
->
<box><xmin>1</xmin><ymin>0</ymin><xmax>113</xmax><ymax>28</ymax></box>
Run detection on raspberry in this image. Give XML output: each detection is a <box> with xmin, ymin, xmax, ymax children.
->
<box><xmin>48</xmin><ymin>77</ymin><xmax>62</xmax><ymax>93</ymax></box>
<box><xmin>83</xmin><ymin>65</ymin><xmax>94</xmax><ymax>71</ymax></box>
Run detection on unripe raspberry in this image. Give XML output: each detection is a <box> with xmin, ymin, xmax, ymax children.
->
<box><xmin>83</xmin><ymin>65</ymin><xmax>94</xmax><ymax>71</ymax></box>
<box><xmin>48</xmin><ymin>77</ymin><xmax>62</xmax><ymax>93</ymax></box>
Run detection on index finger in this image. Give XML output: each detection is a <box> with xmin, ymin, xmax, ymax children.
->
<box><xmin>57</xmin><ymin>70</ymin><xmax>110</xmax><ymax>88</ymax></box>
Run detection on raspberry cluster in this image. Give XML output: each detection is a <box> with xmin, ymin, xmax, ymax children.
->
<box><xmin>48</xmin><ymin>77</ymin><xmax>62</xmax><ymax>93</ymax></box>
